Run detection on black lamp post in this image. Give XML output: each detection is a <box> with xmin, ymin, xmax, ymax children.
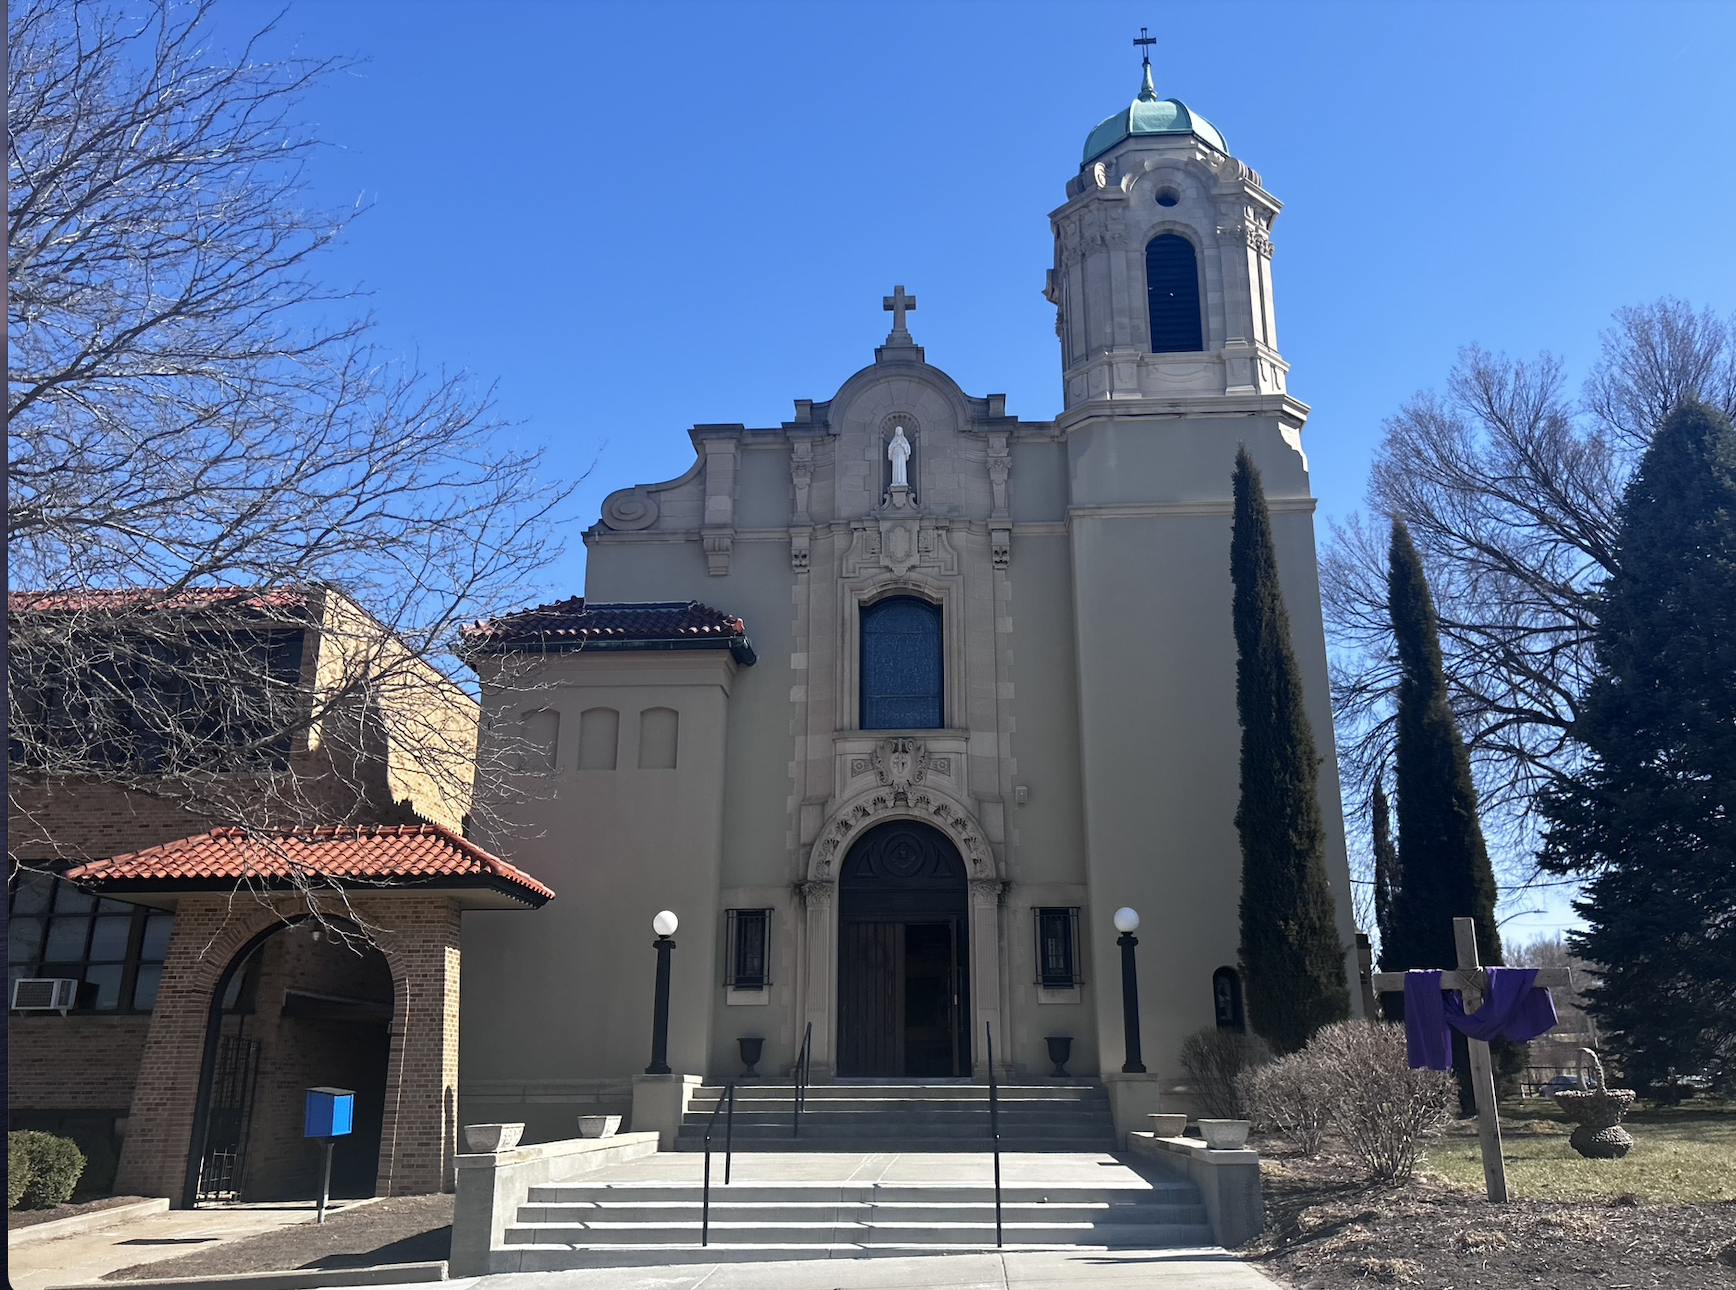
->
<box><xmin>1114</xmin><ymin>906</ymin><xmax>1146</xmax><ymax>1074</ymax></box>
<box><xmin>645</xmin><ymin>909</ymin><xmax>678</xmax><ymax>1075</ymax></box>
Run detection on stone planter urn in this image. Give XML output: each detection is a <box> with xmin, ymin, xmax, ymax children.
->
<box><xmin>1147</xmin><ymin>1113</ymin><xmax>1187</xmax><ymax>1137</ymax></box>
<box><xmin>1552</xmin><ymin>1049</ymin><xmax>1636</xmax><ymax>1159</ymax></box>
<box><xmin>1197</xmin><ymin>1119</ymin><xmax>1252</xmax><ymax>1150</ymax></box>
<box><xmin>1044</xmin><ymin>1036</ymin><xmax>1073</xmax><ymax>1077</ymax></box>
<box><xmin>463</xmin><ymin>1123</ymin><xmax>523</xmax><ymax>1153</ymax></box>
<box><xmin>738</xmin><ymin>1036</ymin><xmax>765</xmax><ymax>1079</ymax></box>
<box><xmin>576</xmin><ymin>1114</ymin><xmax>622</xmax><ymax>1139</ymax></box>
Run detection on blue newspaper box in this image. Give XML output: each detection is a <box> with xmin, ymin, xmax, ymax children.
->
<box><xmin>304</xmin><ymin>1087</ymin><xmax>355</xmax><ymax>1139</ymax></box>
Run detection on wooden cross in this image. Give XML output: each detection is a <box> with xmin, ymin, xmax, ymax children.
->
<box><xmin>1372</xmin><ymin>916</ymin><xmax>1573</xmax><ymax>1203</ymax></box>
<box><xmin>1133</xmin><ymin>27</ymin><xmax>1157</xmax><ymax>61</ymax></box>
<box><xmin>883</xmin><ymin>285</ymin><xmax>916</xmax><ymax>332</ymax></box>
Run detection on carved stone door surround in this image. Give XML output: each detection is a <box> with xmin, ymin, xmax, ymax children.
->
<box><xmin>798</xmin><ymin>760</ymin><xmax>1007</xmax><ymax>1079</ymax></box>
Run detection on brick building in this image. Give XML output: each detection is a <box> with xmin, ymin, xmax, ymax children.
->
<box><xmin>7</xmin><ymin>588</ymin><xmax>548</xmax><ymax>1203</ymax></box>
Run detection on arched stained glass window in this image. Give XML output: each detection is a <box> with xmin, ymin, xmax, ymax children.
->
<box><xmin>860</xmin><ymin>596</ymin><xmax>943</xmax><ymax>730</ymax></box>
<box><xmin>1146</xmin><ymin>233</ymin><xmax>1204</xmax><ymax>353</ymax></box>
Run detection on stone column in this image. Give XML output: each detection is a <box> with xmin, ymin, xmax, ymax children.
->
<box><xmin>968</xmin><ymin>879</ymin><xmax>1010</xmax><ymax>1077</ymax></box>
<box><xmin>799</xmin><ymin>881</ymin><xmax>836</xmax><ymax>1078</ymax></box>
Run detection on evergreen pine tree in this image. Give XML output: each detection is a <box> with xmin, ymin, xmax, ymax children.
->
<box><xmin>1385</xmin><ymin>517</ymin><xmax>1504</xmax><ymax>972</ymax></box>
<box><xmin>1231</xmin><ymin>446</ymin><xmax>1351</xmax><ymax>1053</ymax></box>
<box><xmin>1540</xmin><ymin>399</ymin><xmax>1736</xmax><ymax>1096</ymax></box>
<box><xmin>1371</xmin><ymin>774</ymin><xmax>1400</xmax><ymax>967</ymax></box>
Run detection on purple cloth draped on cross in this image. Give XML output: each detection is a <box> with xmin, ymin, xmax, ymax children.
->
<box><xmin>1403</xmin><ymin>967</ymin><xmax>1558</xmax><ymax>1070</ymax></box>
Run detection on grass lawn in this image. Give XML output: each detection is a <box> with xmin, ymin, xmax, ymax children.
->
<box><xmin>1422</xmin><ymin>1096</ymin><xmax>1736</xmax><ymax>1203</ymax></box>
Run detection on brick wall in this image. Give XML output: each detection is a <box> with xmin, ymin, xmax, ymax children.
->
<box><xmin>8</xmin><ymin>780</ymin><xmax>221</xmax><ymax>866</ymax></box>
<box><xmin>113</xmin><ymin>892</ymin><xmax>462</xmax><ymax>1203</ymax></box>
<box><xmin>6</xmin><ymin>1014</ymin><xmax>153</xmax><ymax>1110</ymax></box>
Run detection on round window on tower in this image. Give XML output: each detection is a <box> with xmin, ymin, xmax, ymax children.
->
<box><xmin>1155</xmin><ymin>188</ymin><xmax>1180</xmax><ymax>208</ymax></box>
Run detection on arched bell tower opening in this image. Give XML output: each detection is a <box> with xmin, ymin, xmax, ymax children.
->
<box><xmin>836</xmin><ymin>820</ymin><xmax>970</xmax><ymax>1077</ymax></box>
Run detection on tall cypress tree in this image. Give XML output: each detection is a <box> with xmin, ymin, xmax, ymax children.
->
<box><xmin>1540</xmin><ymin>399</ymin><xmax>1736</xmax><ymax>1096</ymax></box>
<box><xmin>1385</xmin><ymin>518</ymin><xmax>1504</xmax><ymax>976</ymax></box>
<box><xmin>1386</xmin><ymin>518</ymin><xmax>1509</xmax><ymax>1108</ymax></box>
<box><xmin>1371</xmin><ymin>774</ymin><xmax>1400</xmax><ymax>969</ymax></box>
<box><xmin>1231</xmin><ymin>446</ymin><xmax>1351</xmax><ymax>1053</ymax></box>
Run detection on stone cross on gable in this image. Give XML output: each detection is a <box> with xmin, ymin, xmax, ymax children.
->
<box><xmin>883</xmin><ymin>285</ymin><xmax>916</xmax><ymax>334</ymax></box>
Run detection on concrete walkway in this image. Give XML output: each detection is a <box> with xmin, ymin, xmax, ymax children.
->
<box><xmin>7</xmin><ymin>1199</ymin><xmax>374</xmax><ymax>1290</ymax></box>
<box><xmin>429</xmin><ymin>1248</ymin><xmax>1279</xmax><ymax>1289</ymax></box>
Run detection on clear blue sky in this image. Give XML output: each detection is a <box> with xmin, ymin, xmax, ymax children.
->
<box><xmin>218</xmin><ymin>0</ymin><xmax>1736</xmax><ymax>939</ymax></box>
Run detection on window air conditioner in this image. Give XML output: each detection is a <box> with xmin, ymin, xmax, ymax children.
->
<box><xmin>11</xmin><ymin>977</ymin><xmax>79</xmax><ymax>1015</ymax></box>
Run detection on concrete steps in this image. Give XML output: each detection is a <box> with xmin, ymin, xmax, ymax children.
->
<box><xmin>496</xmin><ymin>1178</ymin><xmax>1214</xmax><ymax>1269</ymax></box>
<box><xmin>673</xmin><ymin>1082</ymin><xmax>1117</xmax><ymax>1153</ymax></box>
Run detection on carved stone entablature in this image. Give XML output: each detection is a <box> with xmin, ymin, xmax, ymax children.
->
<box><xmin>807</xmin><ymin>784</ymin><xmax>992</xmax><ymax>883</ymax></box>
<box><xmin>842</xmin><ymin>512</ymin><xmax>960</xmax><ymax>580</ymax></box>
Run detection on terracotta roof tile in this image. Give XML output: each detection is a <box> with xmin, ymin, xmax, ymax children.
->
<box><xmin>463</xmin><ymin>598</ymin><xmax>755</xmax><ymax>663</ymax></box>
<box><xmin>62</xmin><ymin>824</ymin><xmax>554</xmax><ymax>904</ymax></box>
<box><xmin>9</xmin><ymin>587</ymin><xmax>309</xmax><ymax>615</ymax></box>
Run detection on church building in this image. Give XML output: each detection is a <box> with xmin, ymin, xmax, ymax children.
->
<box><xmin>458</xmin><ymin>59</ymin><xmax>1361</xmax><ymax>1143</ymax></box>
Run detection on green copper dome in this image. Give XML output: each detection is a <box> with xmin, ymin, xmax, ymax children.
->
<box><xmin>1081</xmin><ymin>62</ymin><xmax>1227</xmax><ymax>165</ymax></box>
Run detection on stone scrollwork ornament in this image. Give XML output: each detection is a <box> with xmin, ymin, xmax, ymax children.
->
<box><xmin>600</xmin><ymin>487</ymin><xmax>659</xmax><ymax>532</ymax></box>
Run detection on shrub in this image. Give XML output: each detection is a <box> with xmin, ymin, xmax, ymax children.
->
<box><xmin>1315</xmin><ymin>1020</ymin><xmax>1453</xmax><ymax>1181</ymax></box>
<box><xmin>8</xmin><ymin>1143</ymin><xmax>28</xmax><ymax>1209</ymax></box>
<box><xmin>1178</xmin><ymin>1027</ymin><xmax>1271</xmax><ymax>1119</ymax></box>
<box><xmin>1237</xmin><ymin>1052</ymin><xmax>1329</xmax><ymax>1156</ymax></box>
<box><xmin>9</xmin><ymin>1131</ymin><xmax>87</xmax><ymax>1209</ymax></box>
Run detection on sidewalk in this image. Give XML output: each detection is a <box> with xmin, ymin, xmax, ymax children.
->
<box><xmin>7</xmin><ymin>1199</ymin><xmax>373</xmax><ymax>1290</ymax></box>
<box><xmin>439</xmin><ymin>1248</ymin><xmax>1280</xmax><ymax>1289</ymax></box>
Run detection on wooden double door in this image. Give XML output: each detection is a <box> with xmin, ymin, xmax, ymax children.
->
<box><xmin>836</xmin><ymin>821</ymin><xmax>970</xmax><ymax>1077</ymax></box>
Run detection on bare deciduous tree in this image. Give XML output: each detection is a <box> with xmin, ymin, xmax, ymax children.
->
<box><xmin>7</xmin><ymin>0</ymin><xmax>573</xmax><ymax>910</ymax></box>
<box><xmin>1324</xmin><ymin>300</ymin><xmax>1736</xmax><ymax>878</ymax></box>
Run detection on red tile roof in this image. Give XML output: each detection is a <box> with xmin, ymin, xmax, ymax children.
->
<box><xmin>463</xmin><ymin>598</ymin><xmax>755</xmax><ymax>663</ymax></box>
<box><xmin>9</xmin><ymin>587</ymin><xmax>309</xmax><ymax>615</ymax></box>
<box><xmin>63</xmin><ymin>824</ymin><xmax>554</xmax><ymax>905</ymax></box>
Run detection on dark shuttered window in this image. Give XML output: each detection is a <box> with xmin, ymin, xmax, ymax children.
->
<box><xmin>1145</xmin><ymin>233</ymin><xmax>1204</xmax><ymax>353</ymax></box>
<box><xmin>860</xmin><ymin>596</ymin><xmax>943</xmax><ymax>730</ymax></box>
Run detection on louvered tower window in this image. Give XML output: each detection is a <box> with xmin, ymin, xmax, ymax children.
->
<box><xmin>1145</xmin><ymin>233</ymin><xmax>1203</xmax><ymax>352</ymax></box>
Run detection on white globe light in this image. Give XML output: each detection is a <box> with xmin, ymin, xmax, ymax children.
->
<box><xmin>1113</xmin><ymin>907</ymin><xmax>1140</xmax><ymax>934</ymax></box>
<box><xmin>653</xmin><ymin>910</ymin><xmax>679</xmax><ymax>937</ymax></box>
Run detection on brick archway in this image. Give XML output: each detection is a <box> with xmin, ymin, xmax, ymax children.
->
<box><xmin>115</xmin><ymin>893</ymin><xmax>462</xmax><ymax>1203</ymax></box>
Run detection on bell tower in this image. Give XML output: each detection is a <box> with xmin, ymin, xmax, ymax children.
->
<box><xmin>1054</xmin><ymin>44</ymin><xmax>1364</xmax><ymax>1086</ymax></box>
<box><xmin>1046</xmin><ymin>53</ymin><xmax>1289</xmax><ymax>410</ymax></box>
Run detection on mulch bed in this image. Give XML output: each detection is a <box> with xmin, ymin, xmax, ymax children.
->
<box><xmin>101</xmin><ymin>1194</ymin><xmax>452</xmax><ymax>1281</ymax></box>
<box><xmin>9</xmin><ymin>1195</ymin><xmax>156</xmax><ymax>1231</ymax></box>
<box><xmin>1242</xmin><ymin>1139</ymin><xmax>1736</xmax><ymax>1289</ymax></box>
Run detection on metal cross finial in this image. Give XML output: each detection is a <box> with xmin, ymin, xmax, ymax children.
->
<box><xmin>883</xmin><ymin>285</ymin><xmax>916</xmax><ymax>333</ymax></box>
<box><xmin>1133</xmin><ymin>27</ymin><xmax>1156</xmax><ymax>63</ymax></box>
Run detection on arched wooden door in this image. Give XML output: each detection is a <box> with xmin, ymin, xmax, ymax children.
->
<box><xmin>837</xmin><ymin>820</ymin><xmax>969</xmax><ymax>1077</ymax></box>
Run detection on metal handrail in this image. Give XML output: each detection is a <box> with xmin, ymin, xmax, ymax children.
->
<box><xmin>986</xmin><ymin>1022</ymin><xmax>1002</xmax><ymax>1248</ymax></box>
<box><xmin>701</xmin><ymin>1081</ymin><xmax>736</xmax><ymax>1247</ymax></box>
<box><xmin>792</xmin><ymin>1021</ymin><xmax>813</xmax><ymax>1139</ymax></box>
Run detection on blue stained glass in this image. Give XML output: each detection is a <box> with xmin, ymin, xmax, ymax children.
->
<box><xmin>860</xmin><ymin>597</ymin><xmax>943</xmax><ymax>730</ymax></box>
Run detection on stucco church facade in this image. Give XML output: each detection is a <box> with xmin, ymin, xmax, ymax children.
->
<box><xmin>458</xmin><ymin>62</ymin><xmax>1361</xmax><ymax>1143</ymax></box>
